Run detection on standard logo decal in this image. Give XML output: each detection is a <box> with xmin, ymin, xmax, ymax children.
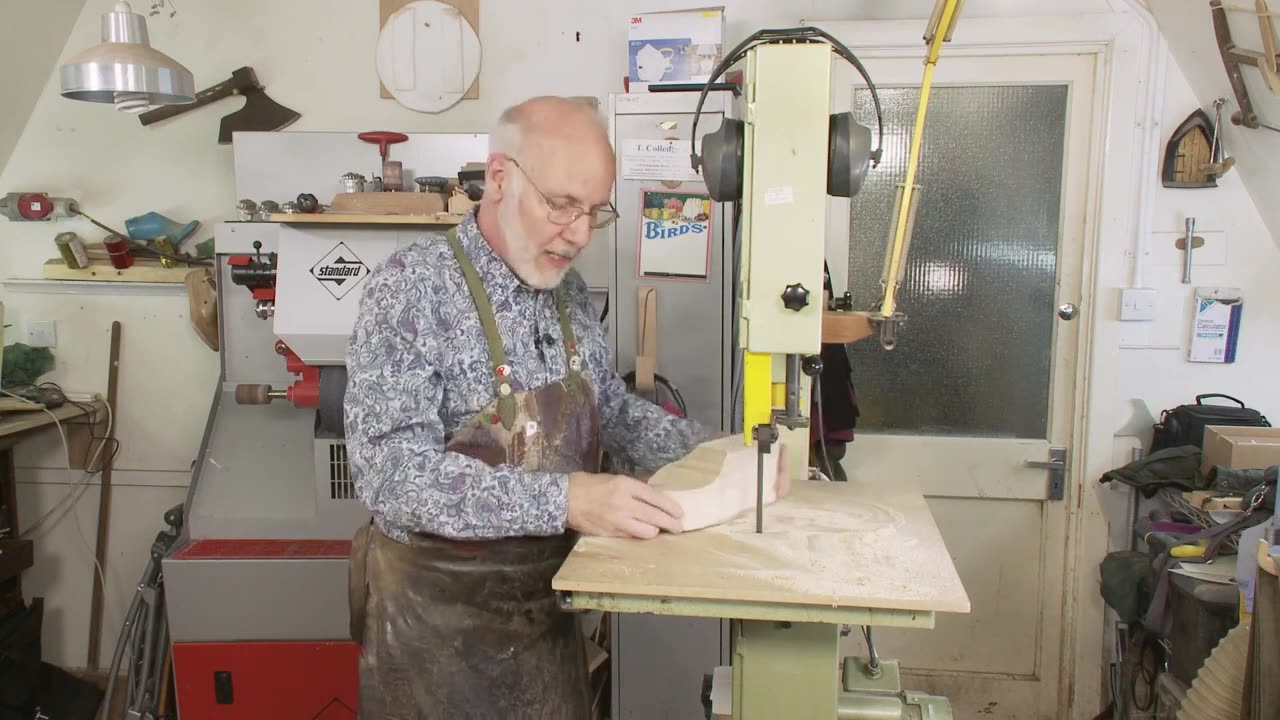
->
<box><xmin>311</xmin><ymin>243</ymin><xmax>369</xmax><ymax>300</ymax></box>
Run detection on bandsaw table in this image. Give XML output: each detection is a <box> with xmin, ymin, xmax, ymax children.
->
<box><xmin>553</xmin><ymin>475</ymin><xmax>970</xmax><ymax>719</ymax></box>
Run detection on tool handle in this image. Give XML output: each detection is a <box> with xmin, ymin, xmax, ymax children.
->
<box><xmin>359</xmin><ymin>131</ymin><xmax>409</xmax><ymax>158</ymax></box>
<box><xmin>1195</xmin><ymin>393</ymin><xmax>1247</xmax><ymax>407</ymax></box>
<box><xmin>138</xmin><ymin>67</ymin><xmax>258</xmax><ymax>126</ymax></box>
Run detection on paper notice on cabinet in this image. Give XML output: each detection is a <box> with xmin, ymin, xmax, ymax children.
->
<box><xmin>621</xmin><ymin>139</ymin><xmax>702</xmax><ymax>182</ymax></box>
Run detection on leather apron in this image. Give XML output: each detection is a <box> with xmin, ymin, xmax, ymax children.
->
<box><xmin>348</xmin><ymin>228</ymin><xmax>600</xmax><ymax>719</ymax></box>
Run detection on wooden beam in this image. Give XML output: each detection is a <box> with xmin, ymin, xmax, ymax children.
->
<box><xmin>86</xmin><ymin>321</ymin><xmax>121</xmax><ymax>671</ymax></box>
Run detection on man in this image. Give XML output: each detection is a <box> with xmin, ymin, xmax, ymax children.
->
<box><xmin>343</xmin><ymin>96</ymin><xmax>716</xmax><ymax>719</ymax></box>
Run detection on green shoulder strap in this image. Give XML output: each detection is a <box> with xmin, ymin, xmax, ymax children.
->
<box><xmin>445</xmin><ymin>227</ymin><xmax>517</xmax><ymax>430</ymax></box>
<box><xmin>555</xmin><ymin>287</ymin><xmax>583</xmax><ymax>400</ymax></box>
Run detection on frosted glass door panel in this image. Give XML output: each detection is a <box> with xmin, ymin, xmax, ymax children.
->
<box><xmin>845</xmin><ymin>85</ymin><xmax>1068</xmax><ymax>438</ymax></box>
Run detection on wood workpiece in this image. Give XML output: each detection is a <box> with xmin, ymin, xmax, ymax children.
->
<box><xmin>554</xmin><ymin>475</ymin><xmax>971</xmax><ymax>615</ymax></box>
<box><xmin>647</xmin><ymin>435</ymin><xmax>788</xmax><ymax>532</ymax></box>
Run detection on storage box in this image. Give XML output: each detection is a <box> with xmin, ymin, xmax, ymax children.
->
<box><xmin>628</xmin><ymin>7</ymin><xmax>725</xmax><ymax>93</ymax></box>
<box><xmin>1202</xmin><ymin>425</ymin><xmax>1280</xmax><ymax>474</ymax></box>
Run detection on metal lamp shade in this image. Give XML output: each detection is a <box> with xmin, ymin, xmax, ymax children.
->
<box><xmin>59</xmin><ymin>1</ymin><xmax>194</xmax><ymax>112</ymax></box>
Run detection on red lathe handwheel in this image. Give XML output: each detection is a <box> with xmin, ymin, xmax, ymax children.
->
<box><xmin>358</xmin><ymin>131</ymin><xmax>409</xmax><ymax>159</ymax></box>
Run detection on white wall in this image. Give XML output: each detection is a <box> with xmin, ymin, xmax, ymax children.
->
<box><xmin>0</xmin><ymin>0</ymin><xmax>85</xmax><ymax>175</ymax></box>
<box><xmin>1078</xmin><ymin>39</ymin><xmax>1280</xmax><ymax>717</ymax></box>
<box><xmin>1148</xmin><ymin>0</ymin><xmax>1280</xmax><ymax>251</ymax></box>
<box><xmin>0</xmin><ymin>0</ymin><xmax>1270</xmax><ymax>703</ymax></box>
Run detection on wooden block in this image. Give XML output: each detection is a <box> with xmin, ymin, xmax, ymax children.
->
<box><xmin>1204</xmin><ymin>497</ymin><xmax>1243</xmax><ymax>511</ymax></box>
<box><xmin>1185</xmin><ymin>490</ymin><xmax>1219</xmax><ymax>509</ymax></box>
<box><xmin>448</xmin><ymin>189</ymin><xmax>478</xmax><ymax>215</ymax></box>
<box><xmin>1183</xmin><ymin>490</ymin><xmax>1242</xmax><ymax>511</ymax></box>
<box><xmin>636</xmin><ymin>286</ymin><xmax>658</xmax><ymax>392</ymax></box>
<box><xmin>634</xmin><ymin>355</ymin><xmax>656</xmax><ymax>394</ymax></box>
<box><xmin>649</xmin><ymin>435</ymin><xmax>788</xmax><ymax>532</ymax></box>
<box><xmin>269</xmin><ymin>213</ymin><xmax>465</xmax><ymax>225</ymax></box>
<box><xmin>329</xmin><ymin>191</ymin><xmax>447</xmax><ymax>215</ymax></box>
<box><xmin>379</xmin><ymin>0</ymin><xmax>480</xmax><ymax>100</ymax></box>
<box><xmin>822</xmin><ymin>310</ymin><xmax>876</xmax><ymax>344</ymax></box>
<box><xmin>1258</xmin><ymin>538</ymin><xmax>1278</xmax><ymax>577</ymax></box>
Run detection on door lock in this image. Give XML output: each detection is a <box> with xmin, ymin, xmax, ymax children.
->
<box><xmin>1025</xmin><ymin>447</ymin><xmax>1068</xmax><ymax>501</ymax></box>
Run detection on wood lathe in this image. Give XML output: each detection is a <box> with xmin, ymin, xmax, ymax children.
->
<box><xmin>554</xmin><ymin>8</ymin><xmax>972</xmax><ymax>719</ymax></box>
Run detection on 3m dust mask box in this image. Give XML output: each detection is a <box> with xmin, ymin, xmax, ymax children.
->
<box><xmin>628</xmin><ymin>7</ymin><xmax>725</xmax><ymax>93</ymax></box>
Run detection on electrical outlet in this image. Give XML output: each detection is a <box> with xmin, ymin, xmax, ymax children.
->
<box><xmin>1119</xmin><ymin>288</ymin><xmax>1157</xmax><ymax>321</ymax></box>
<box><xmin>27</xmin><ymin>320</ymin><xmax>56</xmax><ymax>347</ymax></box>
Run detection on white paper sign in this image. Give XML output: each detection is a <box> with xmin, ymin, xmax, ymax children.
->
<box><xmin>621</xmin><ymin>139</ymin><xmax>702</xmax><ymax>182</ymax></box>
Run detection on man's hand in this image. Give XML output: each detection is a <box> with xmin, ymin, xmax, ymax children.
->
<box><xmin>567</xmin><ymin>472</ymin><xmax>684</xmax><ymax>539</ymax></box>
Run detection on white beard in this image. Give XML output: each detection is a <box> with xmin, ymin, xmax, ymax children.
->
<box><xmin>499</xmin><ymin>177</ymin><xmax>572</xmax><ymax>290</ymax></box>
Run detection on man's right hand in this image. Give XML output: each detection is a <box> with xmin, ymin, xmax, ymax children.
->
<box><xmin>567</xmin><ymin>472</ymin><xmax>684</xmax><ymax>539</ymax></box>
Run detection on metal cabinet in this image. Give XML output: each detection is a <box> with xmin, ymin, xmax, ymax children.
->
<box><xmin>602</xmin><ymin>91</ymin><xmax>736</xmax><ymax>719</ymax></box>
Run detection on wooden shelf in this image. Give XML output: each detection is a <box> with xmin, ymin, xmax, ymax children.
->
<box><xmin>268</xmin><ymin>212</ymin><xmax>465</xmax><ymax>225</ymax></box>
<box><xmin>42</xmin><ymin>258</ymin><xmax>199</xmax><ymax>284</ymax></box>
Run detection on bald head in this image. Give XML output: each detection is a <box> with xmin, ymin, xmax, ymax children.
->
<box><xmin>477</xmin><ymin>96</ymin><xmax>617</xmax><ymax>289</ymax></box>
<box><xmin>489</xmin><ymin>96</ymin><xmax>611</xmax><ymax>162</ymax></box>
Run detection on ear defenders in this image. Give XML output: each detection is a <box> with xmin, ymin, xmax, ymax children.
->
<box><xmin>689</xmin><ymin>27</ymin><xmax>885</xmax><ymax>203</ymax></box>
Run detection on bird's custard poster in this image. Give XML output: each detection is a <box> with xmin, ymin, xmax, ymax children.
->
<box><xmin>636</xmin><ymin>189</ymin><xmax>713</xmax><ymax>280</ymax></box>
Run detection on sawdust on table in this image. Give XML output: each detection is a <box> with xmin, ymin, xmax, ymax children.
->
<box><xmin>688</xmin><ymin>496</ymin><xmax>954</xmax><ymax>605</ymax></box>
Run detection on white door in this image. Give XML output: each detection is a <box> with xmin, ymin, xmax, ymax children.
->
<box><xmin>826</xmin><ymin>51</ymin><xmax>1097</xmax><ymax>719</ymax></box>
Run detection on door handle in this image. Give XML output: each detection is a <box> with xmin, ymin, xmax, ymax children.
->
<box><xmin>1024</xmin><ymin>459</ymin><xmax>1064</xmax><ymax>470</ymax></box>
<box><xmin>1024</xmin><ymin>447</ymin><xmax>1068</xmax><ymax>501</ymax></box>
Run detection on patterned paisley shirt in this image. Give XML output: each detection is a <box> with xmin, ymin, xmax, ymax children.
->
<box><xmin>344</xmin><ymin>210</ymin><xmax>714</xmax><ymax>542</ymax></box>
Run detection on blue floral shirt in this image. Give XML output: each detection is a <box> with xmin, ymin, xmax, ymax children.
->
<box><xmin>344</xmin><ymin>210</ymin><xmax>714</xmax><ymax>542</ymax></box>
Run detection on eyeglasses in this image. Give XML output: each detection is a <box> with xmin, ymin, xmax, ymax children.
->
<box><xmin>508</xmin><ymin>158</ymin><xmax>619</xmax><ymax>229</ymax></box>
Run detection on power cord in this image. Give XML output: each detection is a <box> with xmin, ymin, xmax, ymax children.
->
<box><xmin>622</xmin><ymin>370</ymin><xmax>688</xmax><ymax>418</ymax></box>
<box><xmin>1</xmin><ymin>384</ymin><xmax>117</xmax><ymax>623</ymax></box>
<box><xmin>0</xmin><ymin>387</ymin><xmax>72</xmax><ymax>473</ymax></box>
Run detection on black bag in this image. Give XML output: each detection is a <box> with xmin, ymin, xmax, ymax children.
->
<box><xmin>1151</xmin><ymin>394</ymin><xmax>1270</xmax><ymax>452</ymax></box>
<box><xmin>0</xmin><ymin>599</ymin><xmax>43</xmax><ymax>708</ymax></box>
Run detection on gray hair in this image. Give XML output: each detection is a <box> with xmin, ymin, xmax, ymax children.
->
<box><xmin>489</xmin><ymin>96</ymin><xmax>607</xmax><ymax>158</ymax></box>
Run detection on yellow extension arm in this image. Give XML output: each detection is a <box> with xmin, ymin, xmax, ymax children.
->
<box><xmin>878</xmin><ymin>0</ymin><xmax>963</xmax><ymax>318</ymax></box>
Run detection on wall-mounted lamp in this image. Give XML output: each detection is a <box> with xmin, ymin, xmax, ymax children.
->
<box><xmin>59</xmin><ymin>1</ymin><xmax>194</xmax><ymax>113</ymax></box>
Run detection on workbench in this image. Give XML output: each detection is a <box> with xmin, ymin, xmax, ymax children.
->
<box><xmin>553</xmin><ymin>475</ymin><xmax>970</xmax><ymax>718</ymax></box>
<box><xmin>0</xmin><ymin>400</ymin><xmax>106</xmax><ymax>615</ymax></box>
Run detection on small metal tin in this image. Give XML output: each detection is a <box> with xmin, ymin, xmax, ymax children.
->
<box><xmin>340</xmin><ymin>172</ymin><xmax>366</xmax><ymax>194</ymax></box>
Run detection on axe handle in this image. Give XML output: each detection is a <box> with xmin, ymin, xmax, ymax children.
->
<box><xmin>138</xmin><ymin>76</ymin><xmax>247</xmax><ymax>126</ymax></box>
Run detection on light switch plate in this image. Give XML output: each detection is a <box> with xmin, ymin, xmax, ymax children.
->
<box><xmin>1120</xmin><ymin>288</ymin><xmax>1157</xmax><ymax>321</ymax></box>
<box><xmin>27</xmin><ymin>320</ymin><xmax>56</xmax><ymax>347</ymax></box>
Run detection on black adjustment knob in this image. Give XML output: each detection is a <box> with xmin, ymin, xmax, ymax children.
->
<box><xmin>296</xmin><ymin>193</ymin><xmax>319</xmax><ymax>213</ymax></box>
<box><xmin>801</xmin><ymin>355</ymin><xmax>823</xmax><ymax>377</ymax></box>
<box><xmin>781</xmin><ymin>283</ymin><xmax>810</xmax><ymax>311</ymax></box>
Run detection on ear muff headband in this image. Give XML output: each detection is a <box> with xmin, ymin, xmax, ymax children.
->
<box><xmin>691</xmin><ymin>26</ymin><xmax>880</xmax><ymax>184</ymax></box>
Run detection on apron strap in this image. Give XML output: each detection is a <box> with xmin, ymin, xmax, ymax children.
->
<box><xmin>555</xmin><ymin>288</ymin><xmax>582</xmax><ymax>377</ymax></box>
<box><xmin>445</xmin><ymin>227</ymin><xmax>518</xmax><ymax>430</ymax></box>
<box><xmin>555</xmin><ymin>287</ymin><xmax>583</xmax><ymax>403</ymax></box>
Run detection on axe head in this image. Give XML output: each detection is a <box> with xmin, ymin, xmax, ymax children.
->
<box><xmin>218</xmin><ymin>86</ymin><xmax>301</xmax><ymax>145</ymax></box>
